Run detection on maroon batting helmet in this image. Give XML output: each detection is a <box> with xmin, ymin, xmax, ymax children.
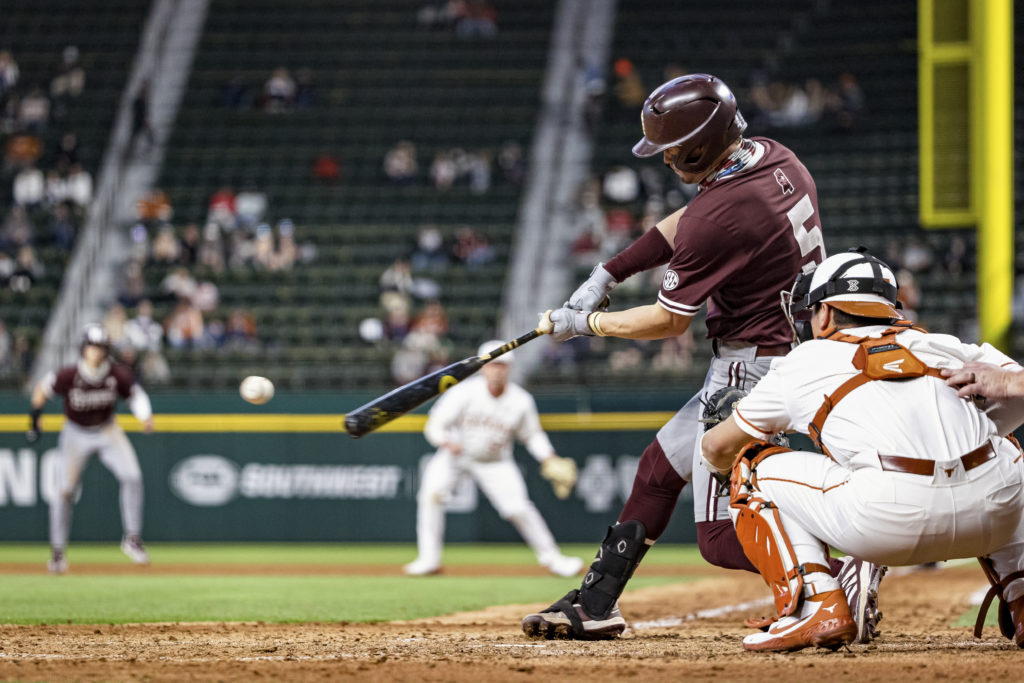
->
<box><xmin>632</xmin><ymin>74</ymin><xmax>746</xmax><ymax>174</ymax></box>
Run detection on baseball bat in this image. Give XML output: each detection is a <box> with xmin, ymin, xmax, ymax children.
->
<box><xmin>344</xmin><ymin>312</ymin><xmax>554</xmax><ymax>438</ymax></box>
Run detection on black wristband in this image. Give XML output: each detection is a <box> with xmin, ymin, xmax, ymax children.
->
<box><xmin>29</xmin><ymin>407</ymin><xmax>42</xmax><ymax>430</ymax></box>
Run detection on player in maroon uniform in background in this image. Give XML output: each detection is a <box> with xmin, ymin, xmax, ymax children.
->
<box><xmin>28</xmin><ymin>324</ymin><xmax>154</xmax><ymax>574</ymax></box>
<box><xmin>523</xmin><ymin>74</ymin><xmax>882</xmax><ymax>644</ymax></box>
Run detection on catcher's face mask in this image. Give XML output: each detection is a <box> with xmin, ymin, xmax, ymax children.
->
<box><xmin>780</xmin><ymin>269</ymin><xmax>815</xmax><ymax>344</ymax></box>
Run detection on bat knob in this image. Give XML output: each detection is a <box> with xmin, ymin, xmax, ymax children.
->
<box><xmin>538</xmin><ymin>309</ymin><xmax>554</xmax><ymax>334</ymax></box>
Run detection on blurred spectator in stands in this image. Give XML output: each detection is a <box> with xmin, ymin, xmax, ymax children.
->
<box><xmin>612</xmin><ymin>58</ymin><xmax>646</xmax><ymax>115</ymax></box>
<box><xmin>130</xmin><ymin>80</ymin><xmax>156</xmax><ymax>155</ymax></box>
<box><xmin>204</xmin><ymin>316</ymin><xmax>227</xmax><ymax>348</ymax></box>
<box><xmin>384</xmin><ymin>305</ymin><xmax>412</xmax><ymax>343</ymax></box>
<box><xmin>830</xmin><ymin>72</ymin><xmax>865</xmax><ymax>131</ymax></box>
<box><xmin>1</xmin><ymin>206</ymin><xmax>33</xmax><ymax>251</ymax></box>
<box><xmin>44</xmin><ymin>170</ymin><xmax>67</xmax><ymax>206</ymax></box>
<box><xmin>570</xmin><ymin>185</ymin><xmax>607</xmax><ymax>266</ymax></box>
<box><xmin>452</xmin><ymin>226</ymin><xmax>494</xmax><ymax>268</ymax></box>
<box><xmin>13</xmin><ymin>165</ymin><xmax>44</xmax><ymax>207</ymax></box>
<box><xmin>944</xmin><ymin>235</ymin><xmax>969</xmax><ymax>277</ymax></box>
<box><xmin>264</xmin><ymin>67</ymin><xmax>296</xmax><ymax>113</ymax></box>
<box><xmin>117</xmin><ymin>261</ymin><xmax>146</xmax><ymax>308</ymax></box>
<box><xmin>9</xmin><ymin>245</ymin><xmax>44</xmax><ymax>292</ymax></box>
<box><xmin>580</xmin><ymin>60</ymin><xmax>607</xmax><ymax>131</ymax></box>
<box><xmin>902</xmin><ymin>237</ymin><xmax>934</xmax><ymax>273</ymax></box>
<box><xmin>497</xmin><ymin>140</ymin><xmax>525</xmax><ymax>186</ymax></box>
<box><xmin>18</xmin><ymin>87</ymin><xmax>50</xmax><ymax>133</ymax></box>
<box><xmin>313</xmin><ymin>151</ymin><xmax>341</xmax><ymax>184</ymax></box>
<box><xmin>456</xmin><ymin>0</ymin><xmax>498</xmax><ymax>38</ymax></box>
<box><xmin>161</xmin><ymin>266</ymin><xmax>198</xmax><ymax>302</ymax></box>
<box><xmin>225</xmin><ymin>309</ymin><xmax>259</xmax><ymax>350</ymax></box>
<box><xmin>294</xmin><ymin>68</ymin><xmax>315</xmax><ymax>108</ymax></box>
<box><xmin>137</xmin><ymin>188</ymin><xmax>173</xmax><ymax>224</ymax></box>
<box><xmin>104</xmin><ymin>304</ymin><xmax>129</xmax><ymax>351</ymax></box>
<box><xmin>411</xmin><ymin>226</ymin><xmax>448</xmax><ymax>272</ymax></box>
<box><xmin>125</xmin><ymin>300</ymin><xmax>164</xmax><ymax>355</ymax></box>
<box><xmin>151</xmin><ymin>224</ymin><xmax>181</xmax><ymax>264</ymax></box>
<box><xmin>412</xmin><ymin>300</ymin><xmax>449</xmax><ymax>337</ymax></box>
<box><xmin>3</xmin><ymin>133</ymin><xmax>42</xmax><ymax>170</ymax></box>
<box><xmin>417</xmin><ymin>0</ymin><xmax>460</xmax><ymax>29</ymax></box>
<box><xmin>50</xmin><ymin>203</ymin><xmax>77</xmax><ymax>251</ymax></box>
<box><xmin>55</xmin><ymin>131</ymin><xmax>80</xmax><ymax>170</ymax></box>
<box><xmin>273</xmin><ymin>219</ymin><xmax>296</xmax><ymax>271</ymax></box>
<box><xmin>467</xmin><ymin>151</ymin><xmax>492</xmax><ymax>195</ymax></box>
<box><xmin>11</xmin><ymin>332</ymin><xmax>33</xmax><ymax>379</ymax></box>
<box><xmin>207</xmin><ymin>186</ymin><xmax>237</xmax><ymax>231</ymax></box>
<box><xmin>50</xmin><ymin>46</ymin><xmax>85</xmax><ymax>99</ymax></box>
<box><xmin>227</xmin><ymin>230</ymin><xmax>255</xmax><ymax>270</ymax></box>
<box><xmin>0</xmin><ymin>252</ymin><xmax>14</xmax><ymax>286</ymax></box>
<box><xmin>609</xmin><ymin>343</ymin><xmax>645</xmax><ymax>373</ymax></box>
<box><xmin>139</xmin><ymin>348</ymin><xmax>171</xmax><ymax>385</ymax></box>
<box><xmin>896</xmin><ymin>269</ymin><xmax>921</xmax><ymax>322</ymax></box>
<box><xmin>253</xmin><ymin>223</ymin><xmax>275</xmax><ymax>270</ymax></box>
<box><xmin>164</xmin><ymin>300</ymin><xmax>205</xmax><ymax>349</ymax></box>
<box><xmin>392</xmin><ymin>326</ymin><xmax>451</xmax><ymax>385</ymax></box>
<box><xmin>380</xmin><ymin>258</ymin><xmax>415</xmax><ymax>302</ymax></box>
<box><xmin>128</xmin><ymin>221</ymin><xmax>149</xmax><ymax>263</ymax></box>
<box><xmin>0</xmin><ymin>320</ymin><xmax>11</xmax><ymax>376</ymax></box>
<box><xmin>223</xmin><ymin>76</ymin><xmax>248</xmax><ymax>109</ymax></box>
<box><xmin>179</xmin><ymin>223</ymin><xmax>200</xmax><ymax>266</ymax></box>
<box><xmin>235</xmin><ymin>183</ymin><xmax>267</xmax><ymax>229</ymax></box>
<box><xmin>198</xmin><ymin>222</ymin><xmax>226</xmax><ymax>273</ymax></box>
<box><xmin>652</xmin><ymin>330</ymin><xmax>695</xmax><ymax>373</ymax></box>
<box><xmin>193</xmin><ymin>280</ymin><xmax>220</xmax><ymax>313</ymax></box>
<box><xmin>384</xmin><ymin>140</ymin><xmax>418</xmax><ymax>184</ymax></box>
<box><xmin>66</xmin><ymin>163</ymin><xmax>92</xmax><ymax>207</ymax></box>
<box><xmin>602</xmin><ymin>165</ymin><xmax>640</xmax><ymax>204</ymax></box>
<box><xmin>430</xmin><ymin>150</ymin><xmax>458</xmax><ymax>191</ymax></box>
<box><xmin>0</xmin><ymin>51</ymin><xmax>19</xmax><ymax>96</ymax></box>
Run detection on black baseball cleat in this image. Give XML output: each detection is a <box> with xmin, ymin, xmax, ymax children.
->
<box><xmin>838</xmin><ymin>555</ymin><xmax>886</xmax><ymax>643</ymax></box>
<box><xmin>521</xmin><ymin>590</ymin><xmax>626</xmax><ymax>640</ymax></box>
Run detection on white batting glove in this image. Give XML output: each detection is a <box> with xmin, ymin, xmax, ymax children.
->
<box><xmin>565</xmin><ymin>263</ymin><xmax>617</xmax><ymax>312</ymax></box>
<box><xmin>548</xmin><ymin>307</ymin><xmax>594</xmax><ymax>342</ymax></box>
<box><xmin>541</xmin><ymin>456</ymin><xmax>578</xmax><ymax>499</ymax></box>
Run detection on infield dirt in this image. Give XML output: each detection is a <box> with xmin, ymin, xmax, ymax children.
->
<box><xmin>0</xmin><ymin>564</ymin><xmax>1018</xmax><ymax>682</ymax></box>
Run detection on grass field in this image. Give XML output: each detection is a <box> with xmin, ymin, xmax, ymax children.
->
<box><xmin>0</xmin><ymin>543</ymin><xmax>702</xmax><ymax>625</ymax></box>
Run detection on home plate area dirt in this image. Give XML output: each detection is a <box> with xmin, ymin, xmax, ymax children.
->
<box><xmin>0</xmin><ymin>565</ymin><xmax>1019</xmax><ymax>682</ymax></box>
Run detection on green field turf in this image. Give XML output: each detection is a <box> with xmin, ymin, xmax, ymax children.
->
<box><xmin>0</xmin><ymin>543</ymin><xmax>705</xmax><ymax>625</ymax></box>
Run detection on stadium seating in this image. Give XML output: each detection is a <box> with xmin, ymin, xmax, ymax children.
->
<box><xmin>0</xmin><ymin>0</ymin><xmax>149</xmax><ymax>387</ymax></box>
<box><xmin>154</xmin><ymin>0</ymin><xmax>553</xmax><ymax>389</ymax></box>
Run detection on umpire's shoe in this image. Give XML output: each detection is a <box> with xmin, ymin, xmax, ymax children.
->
<box><xmin>521</xmin><ymin>590</ymin><xmax>626</xmax><ymax>640</ymax></box>
<box><xmin>838</xmin><ymin>555</ymin><xmax>886</xmax><ymax>643</ymax></box>
<box><xmin>742</xmin><ymin>589</ymin><xmax>857</xmax><ymax>653</ymax></box>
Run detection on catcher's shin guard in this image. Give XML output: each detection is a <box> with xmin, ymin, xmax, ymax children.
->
<box><xmin>730</xmin><ymin>441</ymin><xmax>826</xmax><ymax>617</ymax></box>
<box><xmin>975</xmin><ymin>557</ymin><xmax>1024</xmax><ymax>646</ymax></box>
<box><xmin>578</xmin><ymin>520</ymin><xmax>650</xmax><ymax>620</ymax></box>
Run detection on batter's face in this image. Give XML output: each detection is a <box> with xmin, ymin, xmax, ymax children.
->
<box><xmin>82</xmin><ymin>344</ymin><xmax>107</xmax><ymax>368</ymax></box>
<box><xmin>482</xmin><ymin>362</ymin><xmax>510</xmax><ymax>395</ymax></box>
<box><xmin>662</xmin><ymin>146</ymin><xmax>708</xmax><ymax>184</ymax></box>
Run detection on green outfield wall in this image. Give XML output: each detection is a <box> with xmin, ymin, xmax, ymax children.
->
<box><xmin>0</xmin><ymin>388</ymin><xmax>718</xmax><ymax>544</ymax></box>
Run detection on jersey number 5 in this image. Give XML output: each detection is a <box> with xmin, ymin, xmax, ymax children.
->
<box><xmin>787</xmin><ymin>194</ymin><xmax>825</xmax><ymax>272</ymax></box>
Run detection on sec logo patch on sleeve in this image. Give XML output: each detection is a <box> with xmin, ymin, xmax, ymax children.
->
<box><xmin>662</xmin><ymin>270</ymin><xmax>680</xmax><ymax>290</ymax></box>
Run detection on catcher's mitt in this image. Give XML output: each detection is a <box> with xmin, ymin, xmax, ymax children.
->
<box><xmin>699</xmin><ymin>386</ymin><xmax>747</xmax><ymax>432</ymax></box>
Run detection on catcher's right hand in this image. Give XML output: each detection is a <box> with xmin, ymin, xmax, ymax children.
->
<box><xmin>541</xmin><ymin>456</ymin><xmax>578</xmax><ymax>499</ymax></box>
<box><xmin>565</xmin><ymin>263</ymin><xmax>617</xmax><ymax>312</ymax></box>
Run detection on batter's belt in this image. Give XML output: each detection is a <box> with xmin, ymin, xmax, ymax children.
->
<box><xmin>876</xmin><ymin>441</ymin><xmax>996</xmax><ymax>476</ymax></box>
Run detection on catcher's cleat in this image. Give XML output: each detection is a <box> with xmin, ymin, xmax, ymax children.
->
<box><xmin>1011</xmin><ymin>596</ymin><xmax>1024</xmax><ymax>648</ymax></box>
<box><xmin>47</xmin><ymin>547</ymin><xmax>68</xmax><ymax>575</ymax></box>
<box><xmin>120</xmin><ymin>535</ymin><xmax>150</xmax><ymax>565</ymax></box>
<box><xmin>521</xmin><ymin>589</ymin><xmax>626</xmax><ymax>640</ymax></box>
<box><xmin>742</xmin><ymin>589</ymin><xmax>857</xmax><ymax>653</ymax></box>
<box><xmin>837</xmin><ymin>555</ymin><xmax>886</xmax><ymax>643</ymax></box>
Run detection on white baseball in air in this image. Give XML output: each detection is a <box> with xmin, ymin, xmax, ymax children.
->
<box><xmin>239</xmin><ymin>376</ymin><xmax>275</xmax><ymax>405</ymax></box>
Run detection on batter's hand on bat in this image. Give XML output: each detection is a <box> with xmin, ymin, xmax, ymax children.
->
<box><xmin>565</xmin><ymin>263</ymin><xmax>617</xmax><ymax>312</ymax></box>
<box><xmin>546</xmin><ymin>307</ymin><xmax>595</xmax><ymax>342</ymax></box>
<box><xmin>943</xmin><ymin>361</ymin><xmax>1022</xmax><ymax>400</ymax></box>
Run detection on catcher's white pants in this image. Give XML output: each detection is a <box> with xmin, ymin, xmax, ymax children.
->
<box><xmin>50</xmin><ymin>420</ymin><xmax>144</xmax><ymax>548</ymax></box>
<box><xmin>415</xmin><ymin>449</ymin><xmax>560</xmax><ymax>567</ymax></box>
<box><xmin>658</xmin><ymin>343</ymin><xmax>777</xmax><ymax>523</ymax></box>
<box><xmin>752</xmin><ymin>439</ymin><xmax>1024</xmax><ymax>601</ymax></box>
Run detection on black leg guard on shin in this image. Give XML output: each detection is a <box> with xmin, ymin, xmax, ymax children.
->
<box><xmin>578</xmin><ymin>520</ymin><xmax>649</xmax><ymax>620</ymax></box>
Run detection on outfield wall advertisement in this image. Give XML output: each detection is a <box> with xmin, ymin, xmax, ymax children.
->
<box><xmin>0</xmin><ymin>389</ymin><xmax>702</xmax><ymax>544</ymax></box>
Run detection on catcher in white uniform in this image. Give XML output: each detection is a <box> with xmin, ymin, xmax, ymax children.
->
<box><xmin>28</xmin><ymin>324</ymin><xmax>155</xmax><ymax>574</ymax></box>
<box><xmin>404</xmin><ymin>341</ymin><xmax>584</xmax><ymax>577</ymax></box>
<box><xmin>702</xmin><ymin>250</ymin><xmax>1024</xmax><ymax>652</ymax></box>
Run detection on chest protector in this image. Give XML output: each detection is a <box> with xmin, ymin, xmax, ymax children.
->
<box><xmin>809</xmin><ymin>321</ymin><xmax>944</xmax><ymax>457</ymax></box>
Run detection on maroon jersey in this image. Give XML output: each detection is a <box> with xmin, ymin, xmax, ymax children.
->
<box><xmin>46</xmin><ymin>362</ymin><xmax>135</xmax><ymax>427</ymax></box>
<box><xmin>656</xmin><ymin>137</ymin><xmax>825</xmax><ymax>345</ymax></box>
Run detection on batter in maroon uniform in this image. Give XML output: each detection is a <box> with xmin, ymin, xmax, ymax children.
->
<box><xmin>29</xmin><ymin>324</ymin><xmax>154</xmax><ymax>574</ymax></box>
<box><xmin>523</xmin><ymin>74</ymin><xmax>882</xmax><ymax>643</ymax></box>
